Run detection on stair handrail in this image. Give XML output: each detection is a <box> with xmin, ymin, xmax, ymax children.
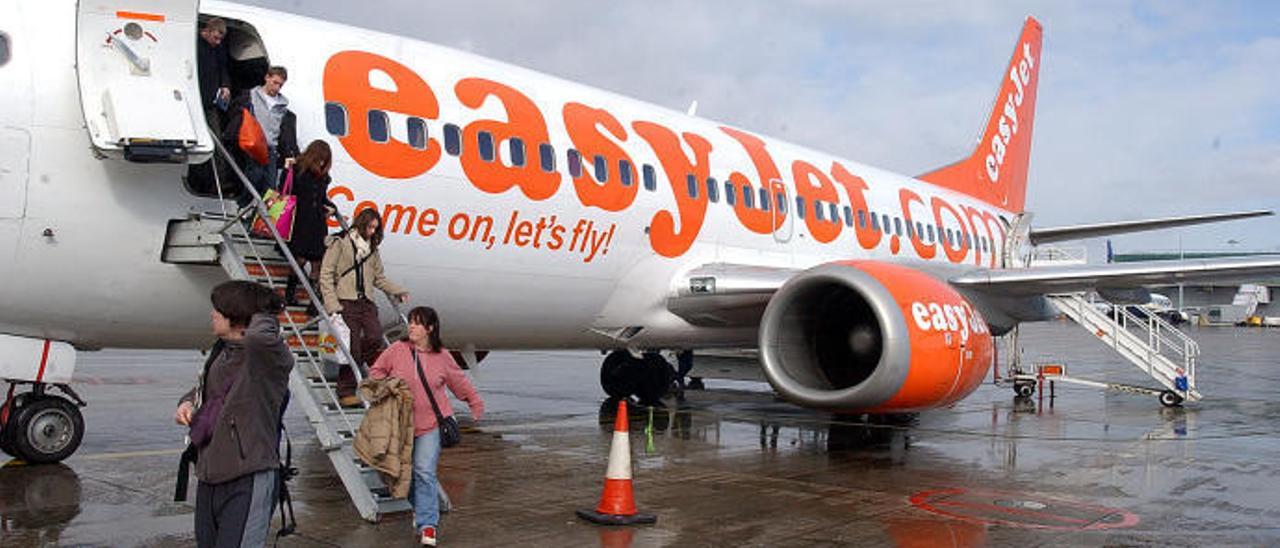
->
<box><xmin>1055</xmin><ymin>293</ymin><xmax>1196</xmax><ymax>396</ymax></box>
<box><xmin>206</xmin><ymin>131</ymin><xmax>368</xmax><ymax>436</ymax></box>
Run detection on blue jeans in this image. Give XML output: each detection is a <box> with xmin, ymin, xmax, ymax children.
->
<box><xmin>236</xmin><ymin>147</ymin><xmax>279</xmax><ymax>208</ymax></box>
<box><xmin>411</xmin><ymin>429</ymin><xmax>442</xmax><ymax>530</ymax></box>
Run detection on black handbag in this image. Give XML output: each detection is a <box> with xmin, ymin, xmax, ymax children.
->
<box><xmin>412</xmin><ymin>349</ymin><xmax>461</xmax><ymax>448</ymax></box>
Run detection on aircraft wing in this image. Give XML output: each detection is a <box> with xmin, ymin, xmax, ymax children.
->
<box><xmin>949</xmin><ymin>256</ymin><xmax>1280</xmax><ymax>295</ymax></box>
<box><xmin>1028</xmin><ymin>210</ymin><xmax>1272</xmax><ymax>245</ymax></box>
<box><xmin>668</xmin><ymin>256</ymin><xmax>1280</xmax><ymax>326</ymax></box>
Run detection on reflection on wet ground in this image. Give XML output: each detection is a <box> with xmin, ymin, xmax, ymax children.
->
<box><xmin>3</xmin><ymin>322</ymin><xmax>1280</xmax><ymax>546</ymax></box>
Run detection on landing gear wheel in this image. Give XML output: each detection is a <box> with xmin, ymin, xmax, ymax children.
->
<box><xmin>0</xmin><ymin>393</ymin><xmax>27</xmax><ymax>458</ymax></box>
<box><xmin>1159</xmin><ymin>390</ymin><xmax>1184</xmax><ymax>408</ymax></box>
<box><xmin>1014</xmin><ymin>382</ymin><xmax>1035</xmax><ymax>398</ymax></box>
<box><xmin>634</xmin><ymin>353</ymin><xmax>676</xmax><ymax>406</ymax></box>
<box><xmin>600</xmin><ymin>351</ymin><xmax>636</xmax><ymax>400</ymax></box>
<box><xmin>10</xmin><ymin>397</ymin><xmax>84</xmax><ymax>464</ymax></box>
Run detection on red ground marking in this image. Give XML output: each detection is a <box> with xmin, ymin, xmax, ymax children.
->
<box><xmin>910</xmin><ymin>488</ymin><xmax>1140</xmax><ymax>531</ymax></box>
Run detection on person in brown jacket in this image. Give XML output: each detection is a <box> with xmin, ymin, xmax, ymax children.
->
<box><xmin>353</xmin><ymin>376</ymin><xmax>415</xmax><ymax>498</ymax></box>
<box><xmin>318</xmin><ymin>209</ymin><xmax>409</xmax><ymax>406</ymax></box>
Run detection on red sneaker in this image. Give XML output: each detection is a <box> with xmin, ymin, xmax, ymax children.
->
<box><xmin>420</xmin><ymin>526</ymin><xmax>437</xmax><ymax>546</ymax></box>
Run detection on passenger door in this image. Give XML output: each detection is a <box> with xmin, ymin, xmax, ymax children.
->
<box><xmin>75</xmin><ymin>0</ymin><xmax>213</xmax><ymax>163</ymax></box>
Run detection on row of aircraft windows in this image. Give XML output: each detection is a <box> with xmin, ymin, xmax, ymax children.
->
<box><xmin>325</xmin><ymin>103</ymin><xmax>994</xmax><ymax>253</ymax></box>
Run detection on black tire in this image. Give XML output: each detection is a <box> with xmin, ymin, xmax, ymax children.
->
<box><xmin>1159</xmin><ymin>390</ymin><xmax>1184</xmax><ymax>408</ymax></box>
<box><xmin>1014</xmin><ymin>382</ymin><xmax>1035</xmax><ymax>398</ymax></box>
<box><xmin>0</xmin><ymin>393</ymin><xmax>29</xmax><ymax>458</ymax></box>
<box><xmin>10</xmin><ymin>397</ymin><xmax>84</xmax><ymax>464</ymax></box>
<box><xmin>600</xmin><ymin>350</ymin><xmax>635</xmax><ymax>399</ymax></box>
<box><xmin>634</xmin><ymin>353</ymin><xmax>676</xmax><ymax>406</ymax></box>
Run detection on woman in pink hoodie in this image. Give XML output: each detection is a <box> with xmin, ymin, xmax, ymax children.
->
<box><xmin>369</xmin><ymin>306</ymin><xmax>483</xmax><ymax>546</ymax></box>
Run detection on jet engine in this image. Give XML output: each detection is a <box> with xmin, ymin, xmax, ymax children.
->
<box><xmin>758</xmin><ymin>261</ymin><xmax>994</xmax><ymax>412</ymax></box>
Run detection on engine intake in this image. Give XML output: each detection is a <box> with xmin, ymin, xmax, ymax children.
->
<box><xmin>759</xmin><ymin>261</ymin><xmax>992</xmax><ymax>412</ymax></box>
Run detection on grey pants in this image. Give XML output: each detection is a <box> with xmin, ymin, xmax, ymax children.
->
<box><xmin>195</xmin><ymin>468</ymin><xmax>278</xmax><ymax>548</ymax></box>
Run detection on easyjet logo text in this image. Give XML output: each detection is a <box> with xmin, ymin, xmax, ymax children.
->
<box><xmin>322</xmin><ymin>50</ymin><xmax>1008</xmax><ymax>265</ymax></box>
<box><xmin>911</xmin><ymin>300</ymin><xmax>988</xmax><ymax>342</ymax></box>
<box><xmin>985</xmin><ymin>42</ymin><xmax>1035</xmax><ymax>184</ymax></box>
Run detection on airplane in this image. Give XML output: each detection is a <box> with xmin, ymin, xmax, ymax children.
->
<box><xmin>2</xmin><ymin>1</ymin><xmax>1278</xmax><ymax>465</ymax></box>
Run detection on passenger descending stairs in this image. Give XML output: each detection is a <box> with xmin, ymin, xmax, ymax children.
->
<box><xmin>161</xmin><ymin>137</ymin><xmax>410</xmax><ymax>522</ymax></box>
<box><xmin>1046</xmin><ymin>293</ymin><xmax>1200</xmax><ymax>403</ymax></box>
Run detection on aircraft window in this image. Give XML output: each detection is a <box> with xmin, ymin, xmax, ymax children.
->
<box><xmin>843</xmin><ymin>206</ymin><xmax>853</xmax><ymax>227</ymax></box>
<box><xmin>593</xmin><ymin>155</ymin><xmax>609</xmax><ymax>182</ymax></box>
<box><xmin>444</xmin><ymin>124</ymin><xmax>462</xmax><ymax>156</ymax></box>
<box><xmin>831</xmin><ymin>204</ymin><xmax>840</xmax><ymax>225</ymax></box>
<box><xmin>368</xmin><ymin>110</ymin><xmax>390</xmax><ymax>143</ymax></box>
<box><xmin>776</xmin><ymin>193</ymin><xmax>787</xmax><ymax>215</ymax></box>
<box><xmin>871</xmin><ymin>213</ymin><xmax>880</xmax><ymax>231</ymax></box>
<box><xmin>0</xmin><ymin>32</ymin><xmax>9</xmax><ymax>67</ymax></box>
<box><xmin>795</xmin><ymin>196</ymin><xmax>805</xmax><ymax>219</ymax></box>
<box><xmin>743</xmin><ymin>185</ymin><xmax>754</xmax><ymax>209</ymax></box>
<box><xmin>642</xmin><ymin>164</ymin><xmax>657</xmax><ymax>191</ymax></box>
<box><xmin>706</xmin><ymin>177</ymin><xmax>719</xmax><ymax>202</ymax></box>
<box><xmin>893</xmin><ymin>217</ymin><xmax>902</xmax><ymax>236</ymax></box>
<box><xmin>945</xmin><ymin>228</ymin><xmax>953</xmax><ymax>245</ymax></box>
<box><xmin>567</xmin><ymin>149</ymin><xmax>582</xmax><ymax>178</ymax></box>
<box><xmin>619</xmin><ymin>160</ymin><xmax>633</xmax><ymax>186</ymax></box>
<box><xmin>983</xmin><ymin>237</ymin><xmax>990</xmax><ymax>252</ymax></box>
<box><xmin>407</xmin><ymin>117</ymin><xmax>427</xmax><ymax>150</ymax></box>
<box><xmin>857</xmin><ymin>210</ymin><xmax>866</xmax><ymax>228</ymax></box>
<box><xmin>964</xmin><ymin>233</ymin><xmax>972</xmax><ymax>248</ymax></box>
<box><xmin>926</xmin><ymin>224</ymin><xmax>934</xmax><ymax>241</ymax></box>
<box><xmin>508</xmin><ymin>138</ymin><xmax>526</xmax><ymax>166</ymax></box>
<box><xmin>686</xmin><ymin>174</ymin><xmax>699</xmax><ymax>198</ymax></box>
<box><xmin>759</xmin><ymin>188</ymin><xmax>770</xmax><ymax>212</ymax></box>
<box><xmin>324</xmin><ymin>103</ymin><xmax>348</xmax><ymax>137</ymax></box>
<box><xmin>814</xmin><ymin>201</ymin><xmax>825</xmax><ymax>221</ymax></box>
<box><xmin>478</xmin><ymin>131</ymin><xmax>495</xmax><ymax>162</ymax></box>
<box><xmin>724</xmin><ymin>182</ymin><xmax>737</xmax><ymax>206</ymax></box>
<box><xmin>905</xmin><ymin>221</ymin><xmax>913</xmax><ymax>238</ymax></box>
<box><xmin>915</xmin><ymin>221</ymin><xmax>923</xmax><ymax>239</ymax></box>
<box><xmin>539</xmin><ymin>143</ymin><xmax>556</xmax><ymax>172</ymax></box>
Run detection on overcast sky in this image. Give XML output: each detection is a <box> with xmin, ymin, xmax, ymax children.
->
<box><xmin>243</xmin><ymin>0</ymin><xmax>1280</xmax><ymax>257</ymax></box>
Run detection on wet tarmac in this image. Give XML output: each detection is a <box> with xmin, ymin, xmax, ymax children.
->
<box><xmin>3</xmin><ymin>321</ymin><xmax>1280</xmax><ymax>546</ymax></box>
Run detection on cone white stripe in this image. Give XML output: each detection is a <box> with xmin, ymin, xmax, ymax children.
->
<box><xmin>604</xmin><ymin>430</ymin><xmax>632</xmax><ymax>479</ymax></box>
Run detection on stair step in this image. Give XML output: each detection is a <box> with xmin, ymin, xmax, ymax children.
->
<box><xmin>245</xmin><ymin>262</ymin><xmax>294</xmax><ymax>279</ymax></box>
<box><xmin>287</xmin><ymin>334</ymin><xmax>321</xmax><ymax>348</ymax></box>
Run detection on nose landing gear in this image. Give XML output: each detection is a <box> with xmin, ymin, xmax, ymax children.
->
<box><xmin>1</xmin><ymin>383</ymin><xmax>86</xmax><ymax>464</ymax></box>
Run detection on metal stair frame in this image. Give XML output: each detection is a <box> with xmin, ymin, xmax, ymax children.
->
<box><xmin>1047</xmin><ymin>293</ymin><xmax>1200</xmax><ymax>401</ymax></box>
<box><xmin>204</xmin><ymin>134</ymin><xmax>411</xmax><ymax>522</ymax></box>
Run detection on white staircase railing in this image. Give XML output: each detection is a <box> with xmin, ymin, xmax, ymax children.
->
<box><xmin>1047</xmin><ymin>293</ymin><xmax>1199</xmax><ymax>402</ymax></box>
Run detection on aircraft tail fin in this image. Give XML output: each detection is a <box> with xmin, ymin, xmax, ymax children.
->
<box><xmin>918</xmin><ymin>17</ymin><xmax>1043</xmax><ymax>213</ymax></box>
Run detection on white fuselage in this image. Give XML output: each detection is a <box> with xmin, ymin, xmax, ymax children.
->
<box><xmin>0</xmin><ymin>2</ymin><xmax>1012</xmax><ymax>351</ymax></box>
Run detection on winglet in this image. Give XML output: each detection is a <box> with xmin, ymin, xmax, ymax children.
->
<box><xmin>918</xmin><ymin>17</ymin><xmax>1043</xmax><ymax>213</ymax></box>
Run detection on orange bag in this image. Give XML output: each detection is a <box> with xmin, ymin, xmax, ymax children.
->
<box><xmin>238</xmin><ymin>108</ymin><xmax>269</xmax><ymax>165</ymax></box>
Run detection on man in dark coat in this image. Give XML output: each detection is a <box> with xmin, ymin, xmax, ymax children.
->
<box><xmin>187</xmin><ymin>17</ymin><xmax>233</xmax><ymax>196</ymax></box>
<box><xmin>224</xmin><ymin>66</ymin><xmax>300</xmax><ymax>207</ymax></box>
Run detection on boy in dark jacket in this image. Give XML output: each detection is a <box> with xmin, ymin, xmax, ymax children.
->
<box><xmin>224</xmin><ymin>66</ymin><xmax>300</xmax><ymax>207</ymax></box>
<box><xmin>176</xmin><ymin>281</ymin><xmax>293</xmax><ymax>547</ymax></box>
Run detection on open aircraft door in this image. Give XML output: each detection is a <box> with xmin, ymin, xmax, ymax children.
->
<box><xmin>75</xmin><ymin>1</ymin><xmax>213</xmax><ymax>163</ymax></box>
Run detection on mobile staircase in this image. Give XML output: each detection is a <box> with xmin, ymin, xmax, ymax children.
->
<box><xmin>1027</xmin><ymin>293</ymin><xmax>1199</xmax><ymax>407</ymax></box>
<box><xmin>161</xmin><ymin>136</ymin><xmax>411</xmax><ymax>522</ymax></box>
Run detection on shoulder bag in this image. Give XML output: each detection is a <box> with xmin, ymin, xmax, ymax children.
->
<box><xmin>412</xmin><ymin>349</ymin><xmax>461</xmax><ymax>448</ymax></box>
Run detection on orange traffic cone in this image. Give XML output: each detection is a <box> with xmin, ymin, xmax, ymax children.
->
<box><xmin>576</xmin><ymin>399</ymin><xmax>657</xmax><ymax>525</ymax></box>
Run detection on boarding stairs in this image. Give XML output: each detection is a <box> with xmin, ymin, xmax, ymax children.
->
<box><xmin>1233</xmin><ymin>284</ymin><xmax>1269</xmax><ymax>318</ymax></box>
<box><xmin>1044</xmin><ymin>293</ymin><xmax>1200</xmax><ymax>404</ymax></box>
<box><xmin>161</xmin><ymin>136</ymin><xmax>411</xmax><ymax>522</ymax></box>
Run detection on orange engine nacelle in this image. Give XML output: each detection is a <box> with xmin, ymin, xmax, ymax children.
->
<box><xmin>758</xmin><ymin>261</ymin><xmax>994</xmax><ymax>412</ymax></box>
